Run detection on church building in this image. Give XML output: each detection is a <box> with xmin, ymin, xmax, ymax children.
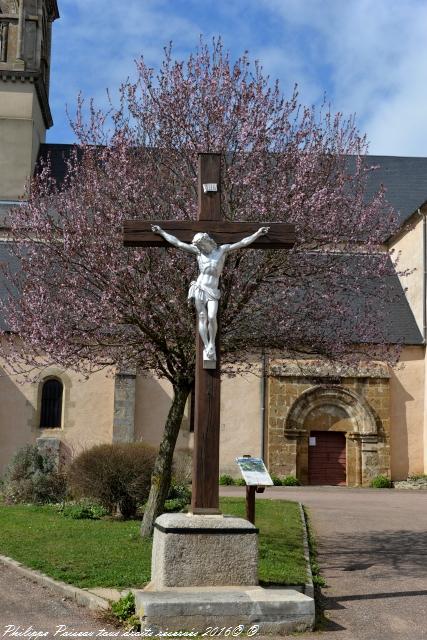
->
<box><xmin>1</xmin><ymin>1</ymin><xmax>426</xmax><ymax>486</ymax></box>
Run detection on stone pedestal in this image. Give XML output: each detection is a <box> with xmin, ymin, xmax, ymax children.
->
<box><xmin>151</xmin><ymin>513</ymin><xmax>258</xmax><ymax>588</ymax></box>
<box><xmin>137</xmin><ymin>512</ymin><xmax>315</xmax><ymax>633</ymax></box>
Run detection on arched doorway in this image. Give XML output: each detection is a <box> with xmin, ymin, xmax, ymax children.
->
<box><xmin>284</xmin><ymin>385</ymin><xmax>378</xmax><ymax>486</ymax></box>
<box><xmin>305</xmin><ymin>404</ymin><xmax>350</xmax><ymax>485</ymax></box>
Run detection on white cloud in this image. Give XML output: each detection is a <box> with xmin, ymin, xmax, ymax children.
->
<box><xmin>48</xmin><ymin>0</ymin><xmax>427</xmax><ymax>156</ymax></box>
<box><xmin>259</xmin><ymin>0</ymin><xmax>427</xmax><ymax>155</ymax></box>
<box><xmin>49</xmin><ymin>0</ymin><xmax>203</xmax><ymax>140</ymax></box>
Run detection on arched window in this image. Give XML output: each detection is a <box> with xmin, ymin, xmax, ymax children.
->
<box><xmin>40</xmin><ymin>378</ymin><xmax>63</xmax><ymax>429</ymax></box>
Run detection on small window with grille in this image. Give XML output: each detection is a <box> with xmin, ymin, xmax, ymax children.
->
<box><xmin>40</xmin><ymin>378</ymin><xmax>63</xmax><ymax>429</ymax></box>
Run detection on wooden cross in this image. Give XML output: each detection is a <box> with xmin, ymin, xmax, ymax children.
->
<box><xmin>123</xmin><ymin>153</ymin><xmax>295</xmax><ymax>514</ymax></box>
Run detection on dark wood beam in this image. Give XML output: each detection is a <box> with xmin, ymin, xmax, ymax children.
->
<box><xmin>123</xmin><ymin>220</ymin><xmax>296</xmax><ymax>249</ymax></box>
<box><xmin>191</xmin><ymin>153</ymin><xmax>222</xmax><ymax>514</ymax></box>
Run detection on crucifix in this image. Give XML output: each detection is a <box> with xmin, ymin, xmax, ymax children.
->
<box><xmin>123</xmin><ymin>153</ymin><xmax>295</xmax><ymax>514</ymax></box>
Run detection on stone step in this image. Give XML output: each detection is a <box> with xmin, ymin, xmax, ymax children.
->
<box><xmin>135</xmin><ymin>585</ymin><xmax>314</xmax><ymax>635</ymax></box>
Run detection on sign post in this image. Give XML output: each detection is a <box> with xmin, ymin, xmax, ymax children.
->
<box><xmin>236</xmin><ymin>455</ymin><xmax>273</xmax><ymax>524</ymax></box>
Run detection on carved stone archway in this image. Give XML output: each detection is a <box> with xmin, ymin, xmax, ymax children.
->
<box><xmin>285</xmin><ymin>385</ymin><xmax>377</xmax><ymax>435</ymax></box>
<box><xmin>284</xmin><ymin>385</ymin><xmax>378</xmax><ymax>485</ymax></box>
<box><xmin>267</xmin><ymin>376</ymin><xmax>390</xmax><ymax>486</ymax></box>
<box><xmin>267</xmin><ymin>361</ymin><xmax>391</xmax><ymax>486</ymax></box>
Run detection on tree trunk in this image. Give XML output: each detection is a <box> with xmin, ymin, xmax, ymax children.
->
<box><xmin>140</xmin><ymin>380</ymin><xmax>191</xmax><ymax>537</ymax></box>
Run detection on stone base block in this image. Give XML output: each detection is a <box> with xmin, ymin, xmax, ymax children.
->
<box><xmin>135</xmin><ymin>586</ymin><xmax>315</xmax><ymax>635</ymax></box>
<box><xmin>151</xmin><ymin>513</ymin><xmax>258</xmax><ymax>588</ymax></box>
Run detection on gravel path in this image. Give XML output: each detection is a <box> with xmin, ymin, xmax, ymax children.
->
<box><xmin>0</xmin><ymin>563</ymin><xmax>120</xmax><ymax>635</ymax></box>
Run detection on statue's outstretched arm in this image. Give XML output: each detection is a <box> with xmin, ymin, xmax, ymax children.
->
<box><xmin>223</xmin><ymin>226</ymin><xmax>270</xmax><ymax>253</ymax></box>
<box><xmin>151</xmin><ymin>225</ymin><xmax>198</xmax><ymax>254</ymax></box>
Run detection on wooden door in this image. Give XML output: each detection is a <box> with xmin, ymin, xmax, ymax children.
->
<box><xmin>308</xmin><ymin>431</ymin><xmax>346</xmax><ymax>485</ymax></box>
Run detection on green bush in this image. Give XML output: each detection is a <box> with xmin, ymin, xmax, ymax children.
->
<box><xmin>60</xmin><ymin>500</ymin><xmax>108</xmax><ymax>520</ymax></box>
<box><xmin>270</xmin><ymin>474</ymin><xmax>283</xmax><ymax>486</ymax></box>
<box><xmin>281</xmin><ymin>475</ymin><xmax>300</xmax><ymax>486</ymax></box>
<box><xmin>68</xmin><ymin>443</ymin><xmax>156</xmax><ymax>518</ymax></box>
<box><xmin>3</xmin><ymin>445</ymin><xmax>66</xmax><ymax>505</ymax></box>
<box><xmin>235</xmin><ymin>478</ymin><xmax>246</xmax><ymax>486</ymax></box>
<box><xmin>370</xmin><ymin>475</ymin><xmax>392</xmax><ymax>489</ymax></box>
<box><xmin>163</xmin><ymin>498</ymin><xmax>186</xmax><ymax>512</ymax></box>
<box><xmin>219</xmin><ymin>474</ymin><xmax>235</xmax><ymax>485</ymax></box>
<box><xmin>111</xmin><ymin>591</ymin><xmax>136</xmax><ymax>621</ymax></box>
<box><xmin>168</xmin><ymin>482</ymin><xmax>191</xmax><ymax>502</ymax></box>
<box><xmin>111</xmin><ymin>592</ymin><xmax>140</xmax><ymax>630</ymax></box>
<box><xmin>163</xmin><ymin>483</ymin><xmax>191</xmax><ymax>512</ymax></box>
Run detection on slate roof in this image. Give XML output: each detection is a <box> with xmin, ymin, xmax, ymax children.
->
<box><xmin>355</xmin><ymin>155</ymin><xmax>427</xmax><ymax>228</ymax></box>
<box><xmin>38</xmin><ymin>144</ymin><xmax>427</xmax><ymax>230</ymax></box>
<box><xmin>0</xmin><ymin>241</ymin><xmax>422</xmax><ymax>345</ymax></box>
<box><xmin>0</xmin><ymin>202</ymin><xmax>18</xmax><ymax>228</ymax></box>
<box><xmin>0</xmin><ymin>145</ymin><xmax>417</xmax><ymax>346</ymax></box>
<box><xmin>322</xmin><ymin>254</ymin><xmax>424</xmax><ymax>345</ymax></box>
<box><xmin>37</xmin><ymin>143</ymin><xmax>81</xmax><ymax>187</ymax></box>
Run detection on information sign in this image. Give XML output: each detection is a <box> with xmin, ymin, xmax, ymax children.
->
<box><xmin>235</xmin><ymin>456</ymin><xmax>273</xmax><ymax>486</ymax></box>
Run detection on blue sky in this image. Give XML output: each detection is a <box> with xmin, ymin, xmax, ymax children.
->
<box><xmin>48</xmin><ymin>0</ymin><xmax>427</xmax><ymax>156</ymax></box>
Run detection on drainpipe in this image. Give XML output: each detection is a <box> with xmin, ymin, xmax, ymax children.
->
<box><xmin>16</xmin><ymin>0</ymin><xmax>25</xmax><ymax>62</ymax></box>
<box><xmin>260</xmin><ymin>351</ymin><xmax>268</xmax><ymax>460</ymax></box>
<box><xmin>423</xmin><ymin>210</ymin><xmax>427</xmax><ymax>475</ymax></box>
<box><xmin>422</xmin><ymin>208</ymin><xmax>427</xmax><ymax>342</ymax></box>
<box><xmin>1</xmin><ymin>22</ymin><xmax>9</xmax><ymax>63</ymax></box>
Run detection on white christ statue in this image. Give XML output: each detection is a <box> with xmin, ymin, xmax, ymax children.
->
<box><xmin>151</xmin><ymin>225</ymin><xmax>269</xmax><ymax>366</ymax></box>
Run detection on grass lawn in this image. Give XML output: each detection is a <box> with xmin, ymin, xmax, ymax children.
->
<box><xmin>0</xmin><ymin>498</ymin><xmax>306</xmax><ymax>589</ymax></box>
<box><xmin>221</xmin><ymin>498</ymin><xmax>307</xmax><ymax>585</ymax></box>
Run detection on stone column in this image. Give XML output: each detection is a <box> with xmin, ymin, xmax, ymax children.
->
<box><xmin>112</xmin><ymin>370</ymin><xmax>136</xmax><ymax>443</ymax></box>
<box><xmin>346</xmin><ymin>432</ymin><xmax>362</xmax><ymax>486</ymax></box>
<box><xmin>283</xmin><ymin>429</ymin><xmax>307</xmax><ymax>483</ymax></box>
<box><xmin>360</xmin><ymin>433</ymin><xmax>379</xmax><ymax>486</ymax></box>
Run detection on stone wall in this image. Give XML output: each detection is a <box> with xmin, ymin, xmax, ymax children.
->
<box><xmin>266</xmin><ymin>360</ymin><xmax>391</xmax><ymax>486</ymax></box>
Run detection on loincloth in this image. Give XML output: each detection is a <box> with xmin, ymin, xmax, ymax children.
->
<box><xmin>188</xmin><ymin>281</ymin><xmax>221</xmax><ymax>304</ymax></box>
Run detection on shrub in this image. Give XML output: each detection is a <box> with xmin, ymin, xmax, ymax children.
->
<box><xmin>163</xmin><ymin>498</ymin><xmax>185</xmax><ymax>512</ymax></box>
<box><xmin>3</xmin><ymin>444</ymin><xmax>66</xmax><ymax>505</ymax></box>
<box><xmin>370</xmin><ymin>475</ymin><xmax>392</xmax><ymax>489</ymax></box>
<box><xmin>270</xmin><ymin>474</ymin><xmax>283</xmax><ymax>486</ymax></box>
<box><xmin>60</xmin><ymin>500</ymin><xmax>108</xmax><ymax>520</ymax></box>
<box><xmin>68</xmin><ymin>443</ymin><xmax>156</xmax><ymax>518</ymax></box>
<box><xmin>235</xmin><ymin>478</ymin><xmax>246</xmax><ymax>486</ymax></box>
<box><xmin>168</xmin><ymin>482</ymin><xmax>191</xmax><ymax>502</ymax></box>
<box><xmin>407</xmin><ymin>473</ymin><xmax>427</xmax><ymax>481</ymax></box>
<box><xmin>110</xmin><ymin>592</ymin><xmax>140</xmax><ymax>630</ymax></box>
<box><xmin>163</xmin><ymin>482</ymin><xmax>191</xmax><ymax>512</ymax></box>
<box><xmin>219</xmin><ymin>474</ymin><xmax>235</xmax><ymax>485</ymax></box>
<box><xmin>282</xmin><ymin>475</ymin><xmax>300</xmax><ymax>486</ymax></box>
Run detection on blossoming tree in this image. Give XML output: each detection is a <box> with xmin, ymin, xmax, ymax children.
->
<box><xmin>1</xmin><ymin>40</ymin><xmax>400</xmax><ymax>535</ymax></box>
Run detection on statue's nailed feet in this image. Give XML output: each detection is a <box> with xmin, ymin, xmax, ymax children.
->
<box><xmin>204</xmin><ymin>344</ymin><xmax>216</xmax><ymax>362</ymax></box>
